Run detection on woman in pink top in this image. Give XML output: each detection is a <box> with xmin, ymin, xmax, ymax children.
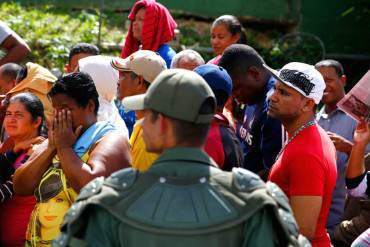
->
<box><xmin>208</xmin><ymin>15</ymin><xmax>247</xmax><ymax>129</ymax></box>
<box><xmin>208</xmin><ymin>15</ymin><xmax>245</xmax><ymax>65</ymax></box>
<box><xmin>0</xmin><ymin>93</ymin><xmax>45</xmax><ymax>247</ymax></box>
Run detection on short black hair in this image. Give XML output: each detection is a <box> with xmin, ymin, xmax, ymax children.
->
<box><xmin>315</xmin><ymin>59</ymin><xmax>344</xmax><ymax>77</ymax></box>
<box><xmin>68</xmin><ymin>43</ymin><xmax>100</xmax><ymax>63</ymax></box>
<box><xmin>150</xmin><ymin>98</ymin><xmax>213</xmax><ymax>146</ymax></box>
<box><xmin>48</xmin><ymin>72</ymin><xmax>99</xmax><ymax>115</ymax></box>
<box><xmin>213</xmin><ymin>90</ymin><xmax>229</xmax><ymax>108</ymax></box>
<box><xmin>0</xmin><ymin>63</ymin><xmax>23</xmax><ymax>81</ymax></box>
<box><xmin>212</xmin><ymin>15</ymin><xmax>246</xmax><ymax>44</ymax></box>
<box><xmin>219</xmin><ymin>44</ymin><xmax>265</xmax><ymax>77</ymax></box>
<box><xmin>9</xmin><ymin>92</ymin><xmax>46</xmax><ymax>136</ymax></box>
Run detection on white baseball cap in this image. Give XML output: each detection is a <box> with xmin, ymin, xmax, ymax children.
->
<box><xmin>111</xmin><ymin>50</ymin><xmax>167</xmax><ymax>83</ymax></box>
<box><xmin>264</xmin><ymin>62</ymin><xmax>326</xmax><ymax>104</ymax></box>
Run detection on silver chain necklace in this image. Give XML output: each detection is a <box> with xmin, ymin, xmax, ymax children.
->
<box><xmin>275</xmin><ymin>120</ymin><xmax>316</xmax><ymax>162</ymax></box>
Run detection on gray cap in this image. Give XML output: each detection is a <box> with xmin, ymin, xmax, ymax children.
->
<box><xmin>122</xmin><ymin>69</ymin><xmax>216</xmax><ymax>123</ymax></box>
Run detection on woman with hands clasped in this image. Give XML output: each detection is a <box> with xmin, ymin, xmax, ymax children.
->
<box><xmin>13</xmin><ymin>72</ymin><xmax>131</xmax><ymax>247</ymax></box>
<box><xmin>0</xmin><ymin>93</ymin><xmax>46</xmax><ymax>247</ymax></box>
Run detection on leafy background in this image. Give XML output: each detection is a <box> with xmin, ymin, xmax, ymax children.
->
<box><xmin>1</xmin><ymin>1</ymin><xmax>325</xmax><ymax>73</ymax></box>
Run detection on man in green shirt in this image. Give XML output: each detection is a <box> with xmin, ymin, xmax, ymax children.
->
<box><xmin>55</xmin><ymin>69</ymin><xmax>308</xmax><ymax>247</ymax></box>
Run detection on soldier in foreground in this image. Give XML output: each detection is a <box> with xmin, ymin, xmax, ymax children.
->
<box><xmin>55</xmin><ymin>69</ymin><xmax>309</xmax><ymax>247</ymax></box>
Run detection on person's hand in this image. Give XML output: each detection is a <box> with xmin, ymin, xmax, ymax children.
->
<box><xmin>53</xmin><ymin>109</ymin><xmax>82</xmax><ymax>149</ymax></box>
<box><xmin>353</xmin><ymin>121</ymin><xmax>370</xmax><ymax>146</ymax></box>
<box><xmin>13</xmin><ymin>136</ymin><xmax>45</xmax><ymax>153</ymax></box>
<box><xmin>327</xmin><ymin>132</ymin><xmax>353</xmax><ymax>155</ymax></box>
<box><xmin>46</xmin><ymin>112</ymin><xmax>56</xmax><ymax>150</ymax></box>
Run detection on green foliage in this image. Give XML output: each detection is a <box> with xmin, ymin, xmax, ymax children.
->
<box><xmin>1</xmin><ymin>1</ymin><xmax>325</xmax><ymax>71</ymax></box>
<box><xmin>1</xmin><ymin>1</ymin><xmax>125</xmax><ymax>70</ymax></box>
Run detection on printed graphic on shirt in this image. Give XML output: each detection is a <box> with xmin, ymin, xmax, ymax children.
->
<box><xmin>25</xmin><ymin>154</ymin><xmax>87</xmax><ymax>247</ymax></box>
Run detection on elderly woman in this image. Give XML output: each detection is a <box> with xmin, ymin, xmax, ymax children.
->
<box><xmin>121</xmin><ymin>0</ymin><xmax>177</xmax><ymax>68</ymax></box>
<box><xmin>78</xmin><ymin>55</ymin><xmax>129</xmax><ymax>138</ymax></box>
<box><xmin>0</xmin><ymin>93</ymin><xmax>45</xmax><ymax>247</ymax></box>
<box><xmin>170</xmin><ymin>49</ymin><xmax>205</xmax><ymax>70</ymax></box>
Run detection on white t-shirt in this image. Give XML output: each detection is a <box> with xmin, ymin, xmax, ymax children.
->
<box><xmin>0</xmin><ymin>21</ymin><xmax>14</xmax><ymax>44</ymax></box>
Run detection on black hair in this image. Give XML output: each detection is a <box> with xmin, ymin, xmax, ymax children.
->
<box><xmin>213</xmin><ymin>89</ymin><xmax>229</xmax><ymax>108</ymax></box>
<box><xmin>48</xmin><ymin>72</ymin><xmax>100</xmax><ymax>115</ymax></box>
<box><xmin>8</xmin><ymin>92</ymin><xmax>46</xmax><ymax>136</ymax></box>
<box><xmin>0</xmin><ymin>63</ymin><xmax>21</xmax><ymax>80</ymax></box>
<box><xmin>212</xmin><ymin>15</ymin><xmax>246</xmax><ymax>44</ymax></box>
<box><xmin>68</xmin><ymin>43</ymin><xmax>100</xmax><ymax>63</ymax></box>
<box><xmin>150</xmin><ymin>98</ymin><xmax>213</xmax><ymax>146</ymax></box>
<box><xmin>219</xmin><ymin>44</ymin><xmax>265</xmax><ymax>77</ymax></box>
<box><xmin>315</xmin><ymin>59</ymin><xmax>344</xmax><ymax>77</ymax></box>
<box><xmin>0</xmin><ymin>63</ymin><xmax>27</xmax><ymax>83</ymax></box>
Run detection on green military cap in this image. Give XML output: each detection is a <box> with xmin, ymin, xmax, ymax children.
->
<box><xmin>122</xmin><ymin>69</ymin><xmax>216</xmax><ymax>123</ymax></box>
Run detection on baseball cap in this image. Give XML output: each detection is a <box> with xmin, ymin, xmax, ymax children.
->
<box><xmin>122</xmin><ymin>69</ymin><xmax>216</xmax><ymax>123</ymax></box>
<box><xmin>111</xmin><ymin>50</ymin><xmax>167</xmax><ymax>83</ymax></box>
<box><xmin>263</xmin><ymin>62</ymin><xmax>326</xmax><ymax>104</ymax></box>
<box><xmin>193</xmin><ymin>64</ymin><xmax>232</xmax><ymax>97</ymax></box>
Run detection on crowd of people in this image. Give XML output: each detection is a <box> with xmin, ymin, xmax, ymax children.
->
<box><xmin>0</xmin><ymin>0</ymin><xmax>369</xmax><ymax>246</ymax></box>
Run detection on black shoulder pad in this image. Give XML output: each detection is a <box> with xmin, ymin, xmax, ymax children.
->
<box><xmin>77</xmin><ymin>176</ymin><xmax>104</xmax><ymax>201</ymax></box>
<box><xmin>232</xmin><ymin>167</ymin><xmax>265</xmax><ymax>191</ymax></box>
<box><xmin>266</xmin><ymin>181</ymin><xmax>300</xmax><ymax>238</ymax></box>
<box><xmin>104</xmin><ymin>167</ymin><xmax>138</xmax><ymax>190</ymax></box>
<box><xmin>265</xmin><ymin>182</ymin><xmax>291</xmax><ymax>211</ymax></box>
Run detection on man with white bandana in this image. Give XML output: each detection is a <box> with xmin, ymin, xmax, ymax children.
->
<box><xmin>266</xmin><ymin>62</ymin><xmax>337</xmax><ymax>247</ymax></box>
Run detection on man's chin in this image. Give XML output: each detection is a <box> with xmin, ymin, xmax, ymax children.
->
<box><xmin>267</xmin><ymin>109</ymin><xmax>278</xmax><ymax>119</ymax></box>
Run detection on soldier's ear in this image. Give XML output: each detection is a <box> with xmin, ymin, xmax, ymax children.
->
<box><xmin>159</xmin><ymin>114</ymin><xmax>168</xmax><ymax>135</ymax></box>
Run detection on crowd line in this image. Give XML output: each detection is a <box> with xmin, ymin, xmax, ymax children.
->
<box><xmin>0</xmin><ymin>0</ymin><xmax>369</xmax><ymax>247</ymax></box>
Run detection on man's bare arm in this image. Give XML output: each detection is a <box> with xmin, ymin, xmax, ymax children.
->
<box><xmin>0</xmin><ymin>34</ymin><xmax>30</xmax><ymax>66</ymax></box>
<box><xmin>290</xmin><ymin>195</ymin><xmax>322</xmax><ymax>240</ymax></box>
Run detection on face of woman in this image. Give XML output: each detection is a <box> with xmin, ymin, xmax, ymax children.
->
<box><xmin>210</xmin><ymin>23</ymin><xmax>240</xmax><ymax>56</ymax></box>
<box><xmin>38</xmin><ymin>191</ymin><xmax>71</xmax><ymax>230</ymax></box>
<box><xmin>4</xmin><ymin>101</ymin><xmax>40</xmax><ymax>139</ymax></box>
<box><xmin>133</xmin><ymin>8</ymin><xmax>146</xmax><ymax>42</ymax></box>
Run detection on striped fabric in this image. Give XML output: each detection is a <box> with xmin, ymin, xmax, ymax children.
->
<box><xmin>121</xmin><ymin>0</ymin><xmax>177</xmax><ymax>58</ymax></box>
<box><xmin>0</xmin><ymin>180</ymin><xmax>13</xmax><ymax>203</ymax></box>
<box><xmin>352</xmin><ymin>228</ymin><xmax>370</xmax><ymax>247</ymax></box>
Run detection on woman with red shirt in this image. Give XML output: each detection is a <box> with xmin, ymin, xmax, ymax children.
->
<box><xmin>0</xmin><ymin>93</ymin><xmax>45</xmax><ymax>247</ymax></box>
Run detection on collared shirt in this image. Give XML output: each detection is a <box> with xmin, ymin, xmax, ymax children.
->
<box><xmin>317</xmin><ymin>106</ymin><xmax>370</xmax><ymax>232</ymax></box>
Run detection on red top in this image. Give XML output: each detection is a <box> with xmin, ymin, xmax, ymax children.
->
<box><xmin>204</xmin><ymin>114</ymin><xmax>227</xmax><ymax>167</ymax></box>
<box><xmin>204</xmin><ymin>112</ymin><xmax>243</xmax><ymax>171</ymax></box>
<box><xmin>121</xmin><ymin>0</ymin><xmax>177</xmax><ymax>58</ymax></box>
<box><xmin>0</xmin><ymin>153</ymin><xmax>36</xmax><ymax>247</ymax></box>
<box><xmin>269</xmin><ymin>124</ymin><xmax>337</xmax><ymax>247</ymax></box>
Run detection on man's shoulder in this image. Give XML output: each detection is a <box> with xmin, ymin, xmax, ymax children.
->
<box><xmin>58</xmin><ymin>166</ymin><xmax>307</xmax><ymax>246</ymax></box>
<box><xmin>318</xmin><ymin>107</ymin><xmax>357</xmax><ymax>127</ymax></box>
<box><xmin>73</xmin><ymin>166</ymin><xmax>273</xmax><ymax>226</ymax></box>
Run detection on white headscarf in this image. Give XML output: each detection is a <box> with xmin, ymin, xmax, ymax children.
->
<box><xmin>78</xmin><ymin>55</ymin><xmax>128</xmax><ymax>139</ymax></box>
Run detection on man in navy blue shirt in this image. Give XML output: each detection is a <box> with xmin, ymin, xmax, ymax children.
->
<box><xmin>219</xmin><ymin>44</ymin><xmax>283</xmax><ymax>179</ymax></box>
